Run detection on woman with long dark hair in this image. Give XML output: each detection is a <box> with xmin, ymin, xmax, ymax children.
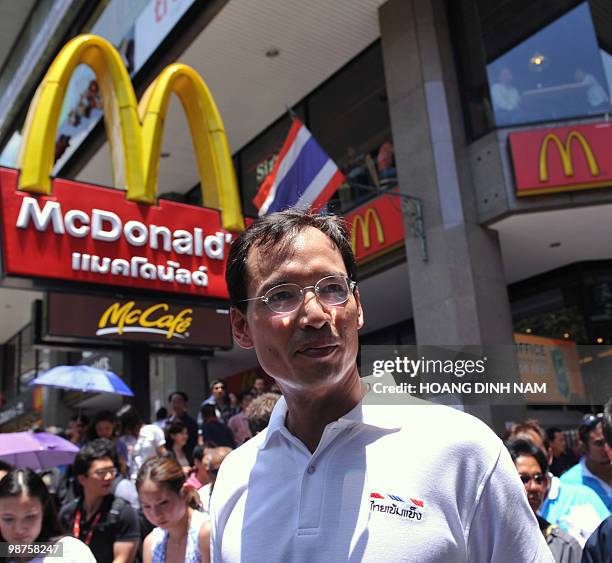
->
<box><xmin>165</xmin><ymin>421</ymin><xmax>192</xmax><ymax>474</ymax></box>
<box><xmin>0</xmin><ymin>468</ymin><xmax>95</xmax><ymax>562</ymax></box>
<box><xmin>136</xmin><ymin>456</ymin><xmax>210</xmax><ymax>563</ymax></box>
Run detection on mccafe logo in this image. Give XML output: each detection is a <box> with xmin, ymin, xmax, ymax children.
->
<box><xmin>97</xmin><ymin>301</ymin><xmax>193</xmax><ymax>340</ymax></box>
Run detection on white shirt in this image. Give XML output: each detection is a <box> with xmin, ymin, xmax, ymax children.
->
<box><xmin>211</xmin><ymin>396</ymin><xmax>553</xmax><ymax>562</ymax></box>
<box><xmin>491</xmin><ymin>82</ymin><xmax>520</xmax><ymax>111</ymax></box>
<box><xmin>199</xmin><ymin>482</ymin><xmax>213</xmax><ymax>514</ymax></box>
<box><xmin>23</xmin><ymin>536</ymin><xmax>95</xmax><ymax>563</ymax></box>
<box><xmin>130</xmin><ymin>424</ymin><xmax>166</xmax><ymax>480</ymax></box>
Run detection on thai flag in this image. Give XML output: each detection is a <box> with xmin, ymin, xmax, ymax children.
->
<box><xmin>253</xmin><ymin>118</ymin><xmax>345</xmax><ymax>216</ymax></box>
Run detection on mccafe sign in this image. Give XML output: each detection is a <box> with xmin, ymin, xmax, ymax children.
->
<box><xmin>0</xmin><ymin>34</ymin><xmax>245</xmax><ymax>298</ymax></box>
<box><xmin>45</xmin><ymin>293</ymin><xmax>232</xmax><ymax>348</ymax></box>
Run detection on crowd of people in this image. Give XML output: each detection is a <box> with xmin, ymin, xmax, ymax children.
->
<box><xmin>0</xmin><ymin>209</ymin><xmax>611</xmax><ymax>562</ymax></box>
<box><xmin>0</xmin><ymin>382</ymin><xmax>280</xmax><ymax>562</ymax></box>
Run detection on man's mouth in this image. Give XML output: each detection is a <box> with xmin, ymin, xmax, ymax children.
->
<box><xmin>296</xmin><ymin>344</ymin><xmax>338</xmax><ymax>357</ymax></box>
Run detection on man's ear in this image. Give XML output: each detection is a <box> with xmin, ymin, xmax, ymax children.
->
<box><xmin>354</xmin><ymin>287</ymin><xmax>364</xmax><ymax>330</ymax></box>
<box><xmin>230</xmin><ymin>307</ymin><xmax>254</xmax><ymax>349</ymax></box>
<box><xmin>76</xmin><ymin>474</ymin><xmax>86</xmax><ymax>488</ymax></box>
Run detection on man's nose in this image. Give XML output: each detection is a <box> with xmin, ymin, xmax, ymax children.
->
<box><xmin>299</xmin><ymin>289</ymin><xmax>329</xmax><ymax>329</ymax></box>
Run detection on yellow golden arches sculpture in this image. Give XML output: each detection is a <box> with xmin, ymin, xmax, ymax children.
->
<box><xmin>17</xmin><ymin>34</ymin><xmax>245</xmax><ymax>232</ymax></box>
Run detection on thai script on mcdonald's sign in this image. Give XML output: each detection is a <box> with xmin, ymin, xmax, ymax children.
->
<box><xmin>0</xmin><ymin>34</ymin><xmax>247</xmax><ymax>298</ymax></box>
<box><xmin>509</xmin><ymin>122</ymin><xmax>612</xmax><ymax>196</ymax></box>
<box><xmin>345</xmin><ymin>187</ymin><xmax>405</xmax><ymax>264</ymax></box>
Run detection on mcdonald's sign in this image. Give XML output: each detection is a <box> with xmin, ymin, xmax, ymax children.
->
<box><xmin>345</xmin><ymin>188</ymin><xmax>405</xmax><ymax>264</ymax></box>
<box><xmin>509</xmin><ymin>122</ymin><xmax>612</xmax><ymax>196</ymax></box>
<box><xmin>0</xmin><ymin>35</ymin><xmax>246</xmax><ymax>298</ymax></box>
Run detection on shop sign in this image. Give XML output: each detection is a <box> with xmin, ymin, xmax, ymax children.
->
<box><xmin>0</xmin><ymin>34</ymin><xmax>245</xmax><ymax>298</ymax></box>
<box><xmin>514</xmin><ymin>333</ymin><xmax>585</xmax><ymax>404</ymax></box>
<box><xmin>46</xmin><ymin>293</ymin><xmax>232</xmax><ymax>348</ymax></box>
<box><xmin>345</xmin><ymin>187</ymin><xmax>405</xmax><ymax>264</ymax></box>
<box><xmin>509</xmin><ymin>122</ymin><xmax>612</xmax><ymax>196</ymax></box>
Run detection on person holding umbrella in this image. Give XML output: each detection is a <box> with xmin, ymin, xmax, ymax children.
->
<box><xmin>0</xmin><ymin>468</ymin><xmax>95</xmax><ymax>562</ymax></box>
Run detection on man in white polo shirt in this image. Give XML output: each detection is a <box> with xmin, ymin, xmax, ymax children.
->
<box><xmin>211</xmin><ymin>210</ymin><xmax>552</xmax><ymax>562</ymax></box>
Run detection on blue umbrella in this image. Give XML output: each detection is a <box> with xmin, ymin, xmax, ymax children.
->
<box><xmin>30</xmin><ymin>365</ymin><xmax>134</xmax><ymax>396</ymax></box>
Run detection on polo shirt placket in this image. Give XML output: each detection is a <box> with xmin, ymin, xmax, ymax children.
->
<box><xmin>278</xmin><ymin>422</ymin><xmax>351</xmax><ymax>537</ymax></box>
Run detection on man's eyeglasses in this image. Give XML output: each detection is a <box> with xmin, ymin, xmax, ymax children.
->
<box><xmin>90</xmin><ymin>467</ymin><xmax>117</xmax><ymax>479</ymax></box>
<box><xmin>519</xmin><ymin>473</ymin><xmax>545</xmax><ymax>486</ymax></box>
<box><xmin>241</xmin><ymin>275</ymin><xmax>357</xmax><ymax>314</ymax></box>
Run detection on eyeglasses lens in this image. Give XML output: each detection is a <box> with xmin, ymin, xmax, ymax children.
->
<box><xmin>264</xmin><ymin>276</ymin><xmax>351</xmax><ymax>313</ymax></box>
<box><xmin>93</xmin><ymin>467</ymin><xmax>117</xmax><ymax>478</ymax></box>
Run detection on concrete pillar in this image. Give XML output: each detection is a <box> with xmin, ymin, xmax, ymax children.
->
<box><xmin>379</xmin><ymin>0</ymin><xmax>525</xmax><ymax>431</ymax></box>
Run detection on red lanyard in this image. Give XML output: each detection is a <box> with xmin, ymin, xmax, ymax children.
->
<box><xmin>73</xmin><ymin>507</ymin><xmax>103</xmax><ymax>546</ymax></box>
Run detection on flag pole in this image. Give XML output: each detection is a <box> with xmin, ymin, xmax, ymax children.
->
<box><xmin>285</xmin><ymin>104</ymin><xmax>298</xmax><ymax>120</ymax></box>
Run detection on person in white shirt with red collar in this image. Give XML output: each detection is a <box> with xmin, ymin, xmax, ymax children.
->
<box><xmin>211</xmin><ymin>210</ymin><xmax>553</xmax><ymax>563</ymax></box>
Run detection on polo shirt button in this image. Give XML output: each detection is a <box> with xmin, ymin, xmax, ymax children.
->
<box><xmin>307</xmin><ymin>465</ymin><xmax>316</xmax><ymax>474</ymax></box>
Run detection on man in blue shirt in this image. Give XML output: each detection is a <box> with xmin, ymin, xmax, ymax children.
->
<box><xmin>561</xmin><ymin>413</ymin><xmax>612</xmax><ymax>511</ymax></box>
<box><xmin>582</xmin><ymin>398</ymin><xmax>612</xmax><ymax>563</ymax></box>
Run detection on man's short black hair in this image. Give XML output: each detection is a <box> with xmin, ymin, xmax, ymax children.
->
<box><xmin>545</xmin><ymin>427</ymin><xmax>562</xmax><ymax>442</ymax></box>
<box><xmin>168</xmin><ymin>391</ymin><xmax>188</xmax><ymax>403</ymax></box>
<box><xmin>209</xmin><ymin>379</ymin><xmax>225</xmax><ymax>391</ymax></box>
<box><xmin>505</xmin><ymin>437</ymin><xmax>549</xmax><ymax>474</ymax></box>
<box><xmin>225</xmin><ymin>209</ymin><xmax>357</xmax><ymax>312</ymax></box>
<box><xmin>603</xmin><ymin>398</ymin><xmax>612</xmax><ymax>447</ymax></box>
<box><xmin>73</xmin><ymin>438</ymin><xmax>118</xmax><ymax>477</ymax></box>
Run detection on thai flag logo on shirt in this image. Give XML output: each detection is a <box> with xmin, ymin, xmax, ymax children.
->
<box><xmin>368</xmin><ymin>491</ymin><xmax>425</xmax><ymax>521</ymax></box>
<box><xmin>253</xmin><ymin>117</ymin><xmax>345</xmax><ymax>216</ymax></box>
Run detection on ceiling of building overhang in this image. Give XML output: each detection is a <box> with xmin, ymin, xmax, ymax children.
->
<box><xmin>491</xmin><ymin>201</ymin><xmax>612</xmax><ymax>284</ymax></box>
<box><xmin>75</xmin><ymin>0</ymin><xmax>389</xmax><ymax>193</ymax></box>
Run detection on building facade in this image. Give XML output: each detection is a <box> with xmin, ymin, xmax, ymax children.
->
<box><xmin>0</xmin><ymin>0</ymin><xmax>609</xmax><ymax>433</ymax></box>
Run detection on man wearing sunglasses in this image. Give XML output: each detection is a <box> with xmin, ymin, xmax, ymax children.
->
<box><xmin>561</xmin><ymin>413</ymin><xmax>612</xmax><ymax>511</ymax></box>
<box><xmin>582</xmin><ymin>398</ymin><xmax>612</xmax><ymax>563</ymax></box>
<box><xmin>210</xmin><ymin>210</ymin><xmax>552</xmax><ymax>562</ymax></box>
<box><xmin>507</xmin><ymin>438</ymin><xmax>582</xmax><ymax>562</ymax></box>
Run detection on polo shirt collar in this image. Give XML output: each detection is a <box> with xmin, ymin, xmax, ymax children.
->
<box><xmin>259</xmin><ymin>394</ymin><xmax>402</xmax><ymax>450</ymax></box>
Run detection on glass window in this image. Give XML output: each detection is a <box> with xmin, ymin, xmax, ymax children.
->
<box><xmin>487</xmin><ymin>3</ymin><xmax>610</xmax><ymax>127</ymax></box>
<box><xmin>309</xmin><ymin>43</ymin><xmax>394</xmax><ymax>213</ymax></box>
<box><xmin>236</xmin><ymin>42</ymin><xmax>395</xmax><ymax>218</ymax></box>
<box><xmin>449</xmin><ymin>1</ymin><xmax>612</xmax><ymax>138</ymax></box>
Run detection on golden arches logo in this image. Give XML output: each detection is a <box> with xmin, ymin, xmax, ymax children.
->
<box><xmin>351</xmin><ymin>208</ymin><xmax>384</xmax><ymax>254</ymax></box>
<box><xmin>17</xmin><ymin>34</ymin><xmax>244</xmax><ymax>231</ymax></box>
<box><xmin>538</xmin><ymin>131</ymin><xmax>600</xmax><ymax>183</ymax></box>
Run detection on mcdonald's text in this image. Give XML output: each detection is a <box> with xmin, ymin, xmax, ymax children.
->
<box><xmin>509</xmin><ymin>121</ymin><xmax>612</xmax><ymax>196</ymax></box>
<box><xmin>0</xmin><ymin>168</ymin><xmax>235</xmax><ymax>297</ymax></box>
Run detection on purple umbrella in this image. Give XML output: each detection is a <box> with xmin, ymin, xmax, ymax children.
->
<box><xmin>0</xmin><ymin>432</ymin><xmax>79</xmax><ymax>469</ymax></box>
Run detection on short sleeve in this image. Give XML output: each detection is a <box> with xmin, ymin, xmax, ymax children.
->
<box><xmin>114</xmin><ymin>500</ymin><xmax>141</xmax><ymax>542</ymax></box>
<box><xmin>466</xmin><ymin>443</ymin><xmax>554</xmax><ymax>563</ymax></box>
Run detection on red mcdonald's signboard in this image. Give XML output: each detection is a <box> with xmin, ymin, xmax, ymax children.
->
<box><xmin>509</xmin><ymin>121</ymin><xmax>612</xmax><ymax>196</ymax></box>
<box><xmin>345</xmin><ymin>188</ymin><xmax>405</xmax><ymax>264</ymax></box>
<box><xmin>0</xmin><ymin>34</ymin><xmax>245</xmax><ymax>298</ymax></box>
